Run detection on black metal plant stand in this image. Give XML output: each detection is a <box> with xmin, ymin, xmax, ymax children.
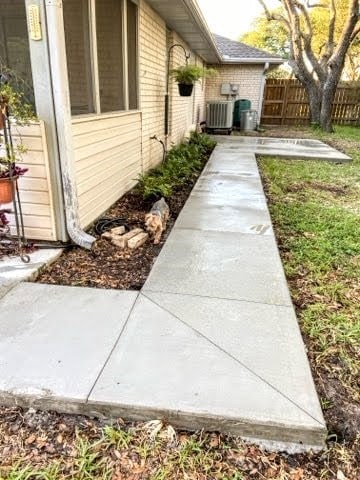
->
<box><xmin>0</xmin><ymin>103</ymin><xmax>30</xmax><ymax>263</ymax></box>
<box><xmin>164</xmin><ymin>44</ymin><xmax>191</xmax><ymax>136</ymax></box>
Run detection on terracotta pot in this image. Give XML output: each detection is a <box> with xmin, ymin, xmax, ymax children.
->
<box><xmin>178</xmin><ymin>83</ymin><xmax>193</xmax><ymax>96</ymax></box>
<box><xmin>0</xmin><ymin>177</ymin><xmax>17</xmax><ymax>204</ymax></box>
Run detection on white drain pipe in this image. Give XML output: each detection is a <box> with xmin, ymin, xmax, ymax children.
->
<box><xmin>258</xmin><ymin>62</ymin><xmax>270</xmax><ymax>124</ymax></box>
<box><xmin>45</xmin><ymin>0</ymin><xmax>95</xmax><ymax>249</ymax></box>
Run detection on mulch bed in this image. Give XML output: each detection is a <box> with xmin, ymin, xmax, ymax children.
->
<box><xmin>37</xmin><ymin>182</ymin><xmax>196</xmax><ymax>290</ymax></box>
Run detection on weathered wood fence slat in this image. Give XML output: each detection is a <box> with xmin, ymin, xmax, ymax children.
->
<box><xmin>261</xmin><ymin>79</ymin><xmax>360</xmax><ymax>126</ymax></box>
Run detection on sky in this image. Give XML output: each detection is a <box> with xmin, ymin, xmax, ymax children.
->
<box><xmin>197</xmin><ymin>0</ymin><xmax>279</xmax><ymax>40</ymax></box>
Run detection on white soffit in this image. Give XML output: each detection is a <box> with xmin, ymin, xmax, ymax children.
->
<box><xmin>146</xmin><ymin>0</ymin><xmax>222</xmax><ymax>63</ymax></box>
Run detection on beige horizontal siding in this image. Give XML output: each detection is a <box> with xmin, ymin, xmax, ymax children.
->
<box><xmin>72</xmin><ymin>112</ymin><xmax>142</xmax><ymax>229</ymax></box>
<box><xmin>3</xmin><ymin>122</ymin><xmax>57</xmax><ymax>241</ymax></box>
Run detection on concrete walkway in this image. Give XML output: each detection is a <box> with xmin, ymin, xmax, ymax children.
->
<box><xmin>0</xmin><ymin>137</ymin><xmax>347</xmax><ymax>452</ymax></box>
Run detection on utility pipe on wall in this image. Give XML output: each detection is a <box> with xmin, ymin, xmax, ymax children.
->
<box><xmin>45</xmin><ymin>0</ymin><xmax>95</xmax><ymax>249</ymax></box>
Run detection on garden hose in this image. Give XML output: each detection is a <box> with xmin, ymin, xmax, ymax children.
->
<box><xmin>94</xmin><ymin>217</ymin><xmax>130</xmax><ymax>236</ymax></box>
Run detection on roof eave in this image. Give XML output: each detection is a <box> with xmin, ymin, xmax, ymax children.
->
<box><xmin>145</xmin><ymin>0</ymin><xmax>222</xmax><ymax>63</ymax></box>
<box><xmin>221</xmin><ymin>58</ymin><xmax>284</xmax><ymax>65</ymax></box>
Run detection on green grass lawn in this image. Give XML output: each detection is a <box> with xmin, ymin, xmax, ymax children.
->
<box><xmin>258</xmin><ymin>125</ymin><xmax>360</xmax><ymax>436</ymax></box>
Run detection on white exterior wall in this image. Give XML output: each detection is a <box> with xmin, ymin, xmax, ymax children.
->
<box><xmin>206</xmin><ymin>64</ymin><xmax>265</xmax><ymax>113</ymax></box>
<box><xmin>139</xmin><ymin>0</ymin><xmax>167</xmax><ymax>171</ymax></box>
<box><xmin>72</xmin><ymin>112</ymin><xmax>142</xmax><ymax>229</ymax></box>
<box><xmin>13</xmin><ymin>0</ymin><xmax>212</xmax><ymax>241</ymax></box>
<box><xmin>2</xmin><ymin>122</ymin><xmax>57</xmax><ymax>241</ymax></box>
<box><xmin>168</xmin><ymin>30</ymin><xmax>206</xmax><ymax>145</ymax></box>
<box><xmin>62</xmin><ymin>0</ymin><xmax>208</xmax><ymax>234</ymax></box>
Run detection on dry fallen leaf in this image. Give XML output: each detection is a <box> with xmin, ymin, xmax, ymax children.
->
<box><xmin>25</xmin><ymin>434</ymin><xmax>36</xmax><ymax>445</ymax></box>
<box><xmin>209</xmin><ymin>434</ymin><xmax>219</xmax><ymax>448</ymax></box>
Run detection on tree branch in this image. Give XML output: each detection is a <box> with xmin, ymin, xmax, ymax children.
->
<box><xmin>257</xmin><ymin>0</ymin><xmax>290</xmax><ymax>28</ymax></box>
<box><xmin>350</xmin><ymin>23</ymin><xmax>360</xmax><ymax>42</ymax></box>
<box><xmin>329</xmin><ymin>0</ymin><xmax>360</xmax><ymax>68</ymax></box>
<box><xmin>327</xmin><ymin>0</ymin><xmax>337</xmax><ymax>57</ymax></box>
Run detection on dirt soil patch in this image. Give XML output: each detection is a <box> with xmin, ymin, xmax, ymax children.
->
<box><xmin>37</xmin><ymin>181</ymin><xmax>196</xmax><ymax>290</ymax></box>
<box><xmin>0</xmin><ymin>406</ymin><xmax>359</xmax><ymax>480</ymax></box>
<box><xmin>284</xmin><ymin>181</ymin><xmax>349</xmax><ymax>196</ymax></box>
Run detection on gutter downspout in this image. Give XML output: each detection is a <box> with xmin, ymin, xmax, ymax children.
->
<box><xmin>45</xmin><ymin>0</ymin><xmax>95</xmax><ymax>249</ymax></box>
<box><xmin>258</xmin><ymin>62</ymin><xmax>269</xmax><ymax>124</ymax></box>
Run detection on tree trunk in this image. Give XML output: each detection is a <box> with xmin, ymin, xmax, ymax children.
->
<box><xmin>320</xmin><ymin>93</ymin><xmax>334</xmax><ymax>132</ymax></box>
<box><xmin>320</xmin><ymin>65</ymin><xmax>343</xmax><ymax>132</ymax></box>
<box><xmin>306</xmin><ymin>84</ymin><xmax>322</xmax><ymax>125</ymax></box>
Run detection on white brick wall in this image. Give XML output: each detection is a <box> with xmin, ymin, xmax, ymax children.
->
<box><xmin>167</xmin><ymin>31</ymin><xmax>206</xmax><ymax>146</ymax></box>
<box><xmin>139</xmin><ymin>1</ymin><xmax>206</xmax><ymax>165</ymax></box>
<box><xmin>139</xmin><ymin>0</ymin><xmax>167</xmax><ymax>171</ymax></box>
<box><xmin>206</xmin><ymin>64</ymin><xmax>265</xmax><ymax>113</ymax></box>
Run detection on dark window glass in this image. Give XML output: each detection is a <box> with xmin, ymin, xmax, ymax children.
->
<box><xmin>0</xmin><ymin>0</ymin><xmax>35</xmax><ymax>107</ymax></box>
<box><xmin>96</xmin><ymin>0</ymin><xmax>124</xmax><ymax>112</ymax></box>
<box><xmin>63</xmin><ymin>0</ymin><xmax>94</xmax><ymax>115</ymax></box>
<box><xmin>127</xmin><ymin>0</ymin><xmax>138</xmax><ymax>109</ymax></box>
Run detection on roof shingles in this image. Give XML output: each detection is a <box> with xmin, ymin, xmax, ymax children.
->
<box><xmin>213</xmin><ymin>34</ymin><xmax>282</xmax><ymax>62</ymax></box>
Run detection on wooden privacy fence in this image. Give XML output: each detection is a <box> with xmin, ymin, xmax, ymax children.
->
<box><xmin>261</xmin><ymin>79</ymin><xmax>360</xmax><ymax>126</ymax></box>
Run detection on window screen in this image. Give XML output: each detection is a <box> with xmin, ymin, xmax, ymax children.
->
<box><xmin>63</xmin><ymin>0</ymin><xmax>94</xmax><ymax>115</ymax></box>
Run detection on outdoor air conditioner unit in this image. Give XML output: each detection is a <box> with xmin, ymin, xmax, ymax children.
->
<box><xmin>206</xmin><ymin>101</ymin><xmax>234</xmax><ymax>134</ymax></box>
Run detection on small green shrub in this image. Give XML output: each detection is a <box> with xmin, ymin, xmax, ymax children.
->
<box><xmin>137</xmin><ymin>172</ymin><xmax>174</xmax><ymax>198</ymax></box>
<box><xmin>136</xmin><ymin>133</ymin><xmax>216</xmax><ymax>200</ymax></box>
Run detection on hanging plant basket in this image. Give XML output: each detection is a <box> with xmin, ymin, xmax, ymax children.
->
<box><xmin>178</xmin><ymin>83</ymin><xmax>194</xmax><ymax>97</ymax></box>
<box><xmin>0</xmin><ymin>176</ymin><xmax>17</xmax><ymax>204</ymax></box>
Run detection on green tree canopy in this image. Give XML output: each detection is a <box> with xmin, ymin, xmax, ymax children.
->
<box><xmin>241</xmin><ymin>0</ymin><xmax>360</xmax><ymax>80</ymax></box>
<box><xmin>240</xmin><ymin>9</ymin><xmax>289</xmax><ymax>58</ymax></box>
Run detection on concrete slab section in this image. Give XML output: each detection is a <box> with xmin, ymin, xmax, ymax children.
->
<box><xmin>193</xmin><ymin>173</ymin><xmax>266</xmax><ymax>203</ymax></box>
<box><xmin>0</xmin><ymin>283</ymin><xmax>138</xmax><ymax>404</ymax></box>
<box><xmin>175</xmin><ymin>196</ymin><xmax>273</xmax><ymax>235</ymax></box>
<box><xmin>144</xmin><ymin>229</ymin><xmax>292</xmax><ymax>306</ymax></box>
<box><xmin>89</xmin><ymin>294</ymin><xmax>326</xmax><ymax>447</ymax></box>
<box><xmin>0</xmin><ymin>248</ymin><xmax>63</xmax><ymax>299</ymax></box>
<box><xmin>213</xmin><ymin>136</ymin><xmax>351</xmax><ymax>163</ymax></box>
<box><xmin>204</xmin><ymin>155</ymin><xmax>260</xmax><ymax>176</ymax></box>
<box><xmin>145</xmin><ymin>291</ymin><xmax>324</xmax><ymax>424</ymax></box>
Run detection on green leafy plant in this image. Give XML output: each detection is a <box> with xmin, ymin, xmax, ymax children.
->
<box><xmin>0</xmin><ymin>71</ymin><xmax>35</xmax><ymax>227</ymax></box>
<box><xmin>0</xmin><ymin>69</ymin><xmax>36</xmax><ymax>170</ymax></box>
<box><xmin>136</xmin><ymin>133</ymin><xmax>216</xmax><ymax>200</ymax></box>
<box><xmin>170</xmin><ymin>65</ymin><xmax>216</xmax><ymax>85</ymax></box>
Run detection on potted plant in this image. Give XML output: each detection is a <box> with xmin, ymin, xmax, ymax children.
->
<box><xmin>170</xmin><ymin>65</ymin><xmax>216</xmax><ymax>97</ymax></box>
<box><xmin>0</xmin><ymin>75</ymin><xmax>33</xmax><ymax>206</ymax></box>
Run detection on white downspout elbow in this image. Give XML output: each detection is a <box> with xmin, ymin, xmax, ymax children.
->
<box><xmin>45</xmin><ymin>0</ymin><xmax>95</xmax><ymax>249</ymax></box>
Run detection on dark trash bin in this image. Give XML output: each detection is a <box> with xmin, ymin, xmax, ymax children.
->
<box><xmin>233</xmin><ymin>99</ymin><xmax>251</xmax><ymax>127</ymax></box>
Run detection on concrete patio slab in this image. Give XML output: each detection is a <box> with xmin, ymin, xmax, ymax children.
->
<box><xmin>176</xmin><ymin>197</ymin><xmax>273</xmax><ymax>236</ymax></box>
<box><xmin>89</xmin><ymin>294</ymin><xmax>326</xmax><ymax>448</ymax></box>
<box><xmin>143</xmin><ymin>229</ymin><xmax>292</xmax><ymax>306</ymax></box>
<box><xmin>0</xmin><ymin>248</ymin><xmax>62</xmax><ymax>299</ymax></box>
<box><xmin>213</xmin><ymin>136</ymin><xmax>351</xmax><ymax>163</ymax></box>
<box><xmin>0</xmin><ymin>283</ymin><xmax>138</xmax><ymax>406</ymax></box>
<box><xmin>144</xmin><ymin>291</ymin><xmax>324</xmax><ymax>423</ymax></box>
